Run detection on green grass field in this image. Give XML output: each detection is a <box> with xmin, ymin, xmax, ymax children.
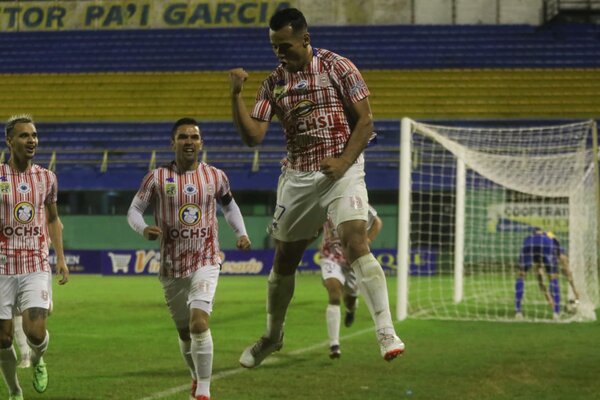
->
<box><xmin>5</xmin><ymin>274</ymin><xmax>600</xmax><ymax>400</ymax></box>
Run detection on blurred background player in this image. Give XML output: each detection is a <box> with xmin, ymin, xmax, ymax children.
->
<box><xmin>516</xmin><ymin>228</ymin><xmax>568</xmax><ymax>320</ymax></box>
<box><xmin>320</xmin><ymin>204</ymin><xmax>382</xmax><ymax>359</ymax></box>
<box><xmin>229</xmin><ymin>7</ymin><xmax>404</xmax><ymax>369</ymax></box>
<box><xmin>127</xmin><ymin>118</ymin><xmax>251</xmax><ymax>400</ymax></box>
<box><xmin>547</xmin><ymin>231</ymin><xmax>580</xmax><ymax>310</ymax></box>
<box><xmin>0</xmin><ymin>114</ymin><xmax>69</xmax><ymax>400</ymax></box>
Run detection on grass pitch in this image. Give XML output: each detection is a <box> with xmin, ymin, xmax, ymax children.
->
<box><xmin>5</xmin><ymin>274</ymin><xmax>599</xmax><ymax>400</ymax></box>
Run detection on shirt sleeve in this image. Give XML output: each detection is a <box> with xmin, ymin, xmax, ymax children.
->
<box><xmin>332</xmin><ymin>57</ymin><xmax>370</xmax><ymax>104</ymax></box>
<box><xmin>250</xmin><ymin>79</ymin><xmax>274</xmax><ymax>122</ymax></box>
<box><xmin>135</xmin><ymin>170</ymin><xmax>156</xmax><ymax>203</ymax></box>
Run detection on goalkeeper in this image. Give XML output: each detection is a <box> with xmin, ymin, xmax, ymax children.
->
<box><xmin>516</xmin><ymin>228</ymin><xmax>578</xmax><ymax>319</ymax></box>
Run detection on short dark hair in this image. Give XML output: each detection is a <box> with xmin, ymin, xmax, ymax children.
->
<box><xmin>171</xmin><ymin>117</ymin><xmax>198</xmax><ymax>139</ymax></box>
<box><xmin>269</xmin><ymin>8</ymin><xmax>307</xmax><ymax>33</ymax></box>
<box><xmin>5</xmin><ymin>114</ymin><xmax>34</xmax><ymax>139</ymax></box>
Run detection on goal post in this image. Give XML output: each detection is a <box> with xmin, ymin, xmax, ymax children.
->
<box><xmin>397</xmin><ymin>118</ymin><xmax>599</xmax><ymax>322</ymax></box>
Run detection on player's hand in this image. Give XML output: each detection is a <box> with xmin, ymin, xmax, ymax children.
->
<box><xmin>229</xmin><ymin>68</ymin><xmax>249</xmax><ymax>96</ymax></box>
<box><xmin>55</xmin><ymin>260</ymin><xmax>70</xmax><ymax>285</ymax></box>
<box><xmin>143</xmin><ymin>226</ymin><xmax>162</xmax><ymax>241</ymax></box>
<box><xmin>236</xmin><ymin>235</ymin><xmax>251</xmax><ymax>250</ymax></box>
<box><xmin>320</xmin><ymin>157</ymin><xmax>352</xmax><ymax>180</ymax></box>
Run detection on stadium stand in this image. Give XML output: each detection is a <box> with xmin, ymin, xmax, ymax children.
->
<box><xmin>1</xmin><ymin>23</ymin><xmax>599</xmax><ymax>189</ymax></box>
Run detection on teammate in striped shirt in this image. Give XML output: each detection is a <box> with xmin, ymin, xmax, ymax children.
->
<box><xmin>229</xmin><ymin>7</ymin><xmax>404</xmax><ymax>368</ymax></box>
<box><xmin>127</xmin><ymin>118</ymin><xmax>251</xmax><ymax>400</ymax></box>
<box><xmin>320</xmin><ymin>205</ymin><xmax>382</xmax><ymax>359</ymax></box>
<box><xmin>0</xmin><ymin>114</ymin><xmax>69</xmax><ymax>400</ymax></box>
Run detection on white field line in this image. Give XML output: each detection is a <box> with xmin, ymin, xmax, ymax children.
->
<box><xmin>138</xmin><ymin>326</ymin><xmax>376</xmax><ymax>400</ymax></box>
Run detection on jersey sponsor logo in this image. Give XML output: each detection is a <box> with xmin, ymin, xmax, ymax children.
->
<box><xmin>183</xmin><ymin>183</ymin><xmax>198</xmax><ymax>196</ymax></box>
<box><xmin>168</xmin><ymin>226</ymin><xmax>211</xmax><ymax>239</ymax></box>
<box><xmin>293</xmin><ymin>79</ymin><xmax>308</xmax><ymax>91</ymax></box>
<box><xmin>291</xmin><ymin>113</ymin><xmax>336</xmax><ymax>136</ymax></box>
<box><xmin>206</xmin><ymin>184</ymin><xmax>215</xmax><ymax>195</ymax></box>
<box><xmin>292</xmin><ymin>99</ymin><xmax>316</xmax><ymax>118</ymax></box>
<box><xmin>349</xmin><ymin>80</ymin><xmax>367</xmax><ymax>97</ymax></box>
<box><xmin>14</xmin><ymin>201</ymin><xmax>35</xmax><ymax>224</ymax></box>
<box><xmin>165</xmin><ymin>177</ymin><xmax>177</xmax><ymax>196</ymax></box>
<box><xmin>318</xmin><ymin>73</ymin><xmax>331</xmax><ymax>87</ymax></box>
<box><xmin>179</xmin><ymin>204</ymin><xmax>201</xmax><ymax>226</ymax></box>
<box><xmin>0</xmin><ymin>181</ymin><xmax>10</xmax><ymax>194</ymax></box>
<box><xmin>274</xmin><ymin>80</ymin><xmax>287</xmax><ymax>100</ymax></box>
<box><xmin>2</xmin><ymin>225</ymin><xmax>43</xmax><ymax>237</ymax></box>
<box><xmin>17</xmin><ymin>182</ymin><xmax>31</xmax><ymax>194</ymax></box>
<box><xmin>36</xmin><ymin>182</ymin><xmax>45</xmax><ymax>194</ymax></box>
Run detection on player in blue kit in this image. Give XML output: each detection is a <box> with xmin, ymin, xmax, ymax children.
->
<box><xmin>515</xmin><ymin>228</ymin><xmax>563</xmax><ymax>320</ymax></box>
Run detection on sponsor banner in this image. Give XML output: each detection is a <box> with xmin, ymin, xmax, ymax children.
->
<box><xmin>102</xmin><ymin>248</ymin><xmax>434</xmax><ymax>276</ymax></box>
<box><xmin>49</xmin><ymin>247</ymin><xmax>437</xmax><ymax>276</ymax></box>
<box><xmin>49</xmin><ymin>250</ymin><xmax>102</xmax><ymax>274</ymax></box>
<box><xmin>0</xmin><ymin>0</ymin><xmax>291</xmax><ymax>31</ymax></box>
<box><xmin>487</xmin><ymin>202</ymin><xmax>568</xmax><ymax>233</ymax></box>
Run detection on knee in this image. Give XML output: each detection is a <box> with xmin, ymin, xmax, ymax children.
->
<box><xmin>0</xmin><ymin>336</ymin><xmax>13</xmax><ymax>349</ymax></box>
<box><xmin>26</xmin><ymin>330</ymin><xmax>46</xmax><ymax>346</ymax></box>
<box><xmin>325</xmin><ymin>281</ymin><xmax>343</xmax><ymax>304</ymax></box>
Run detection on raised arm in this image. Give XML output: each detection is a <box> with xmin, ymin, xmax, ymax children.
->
<box><xmin>229</xmin><ymin>68</ymin><xmax>270</xmax><ymax>147</ymax></box>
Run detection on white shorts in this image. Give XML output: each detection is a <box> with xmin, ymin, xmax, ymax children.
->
<box><xmin>159</xmin><ymin>264</ymin><xmax>220</xmax><ymax>330</ymax></box>
<box><xmin>268</xmin><ymin>162</ymin><xmax>369</xmax><ymax>242</ymax></box>
<box><xmin>0</xmin><ymin>271</ymin><xmax>51</xmax><ymax>320</ymax></box>
<box><xmin>320</xmin><ymin>258</ymin><xmax>359</xmax><ymax>297</ymax></box>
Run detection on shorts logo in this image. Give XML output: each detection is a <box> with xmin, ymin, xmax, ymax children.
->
<box><xmin>179</xmin><ymin>204</ymin><xmax>201</xmax><ymax>226</ymax></box>
<box><xmin>14</xmin><ymin>202</ymin><xmax>35</xmax><ymax>224</ymax></box>
<box><xmin>349</xmin><ymin>195</ymin><xmax>363</xmax><ymax>210</ymax></box>
<box><xmin>292</xmin><ymin>99</ymin><xmax>316</xmax><ymax>118</ymax></box>
<box><xmin>184</xmin><ymin>183</ymin><xmax>198</xmax><ymax>196</ymax></box>
<box><xmin>165</xmin><ymin>177</ymin><xmax>177</xmax><ymax>197</ymax></box>
<box><xmin>41</xmin><ymin>290</ymin><xmax>49</xmax><ymax>301</ymax></box>
<box><xmin>17</xmin><ymin>182</ymin><xmax>30</xmax><ymax>194</ymax></box>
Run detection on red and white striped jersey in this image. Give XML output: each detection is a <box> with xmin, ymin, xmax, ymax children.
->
<box><xmin>251</xmin><ymin>48</ymin><xmax>371</xmax><ymax>172</ymax></box>
<box><xmin>320</xmin><ymin>205</ymin><xmax>378</xmax><ymax>268</ymax></box>
<box><xmin>0</xmin><ymin>163</ymin><xmax>56</xmax><ymax>275</ymax></box>
<box><xmin>134</xmin><ymin>161</ymin><xmax>230</xmax><ymax>278</ymax></box>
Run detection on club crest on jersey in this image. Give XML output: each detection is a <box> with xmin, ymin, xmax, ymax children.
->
<box><xmin>165</xmin><ymin>177</ymin><xmax>177</xmax><ymax>197</ymax></box>
<box><xmin>292</xmin><ymin>99</ymin><xmax>316</xmax><ymax>118</ymax></box>
<box><xmin>293</xmin><ymin>80</ymin><xmax>308</xmax><ymax>91</ymax></box>
<box><xmin>183</xmin><ymin>183</ymin><xmax>197</xmax><ymax>196</ymax></box>
<box><xmin>14</xmin><ymin>201</ymin><xmax>34</xmax><ymax>224</ymax></box>
<box><xmin>17</xmin><ymin>182</ymin><xmax>30</xmax><ymax>194</ymax></box>
<box><xmin>179</xmin><ymin>204</ymin><xmax>201</xmax><ymax>226</ymax></box>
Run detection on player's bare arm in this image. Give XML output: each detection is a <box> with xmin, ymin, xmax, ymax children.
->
<box><xmin>229</xmin><ymin>68</ymin><xmax>270</xmax><ymax>146</ymax></box>
<box><xmin>320</xmin><ymin>97</ymin><xmax>374</xmax><ymax>180</ymax></box>
<box><xmin>46</xmin><ymin>202</ymin><xmax>69</xmax><ymax>285</ymax></box>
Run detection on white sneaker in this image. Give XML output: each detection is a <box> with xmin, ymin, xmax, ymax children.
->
<box><xmin>239</xmin><ymin>333</ymin><xmax>283</xmax><ymax>368</ymax></box>
<box><xmin>377</xmin><ymin>332</ymin><xmax>405</xmax><ymax>361</ymax></box>
<box><xmin>515</xmin><ymin>312</ymin><xmax>524</xmax><ymax>321</ymax></box>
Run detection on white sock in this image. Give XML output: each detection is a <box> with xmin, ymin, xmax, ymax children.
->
<box><xmin>191</xmin><ymin>330</ymin><xmax>213</xmax><ymax>398</ymax></box>
<box><xmin>13</xmin><ymin>316</ymin><xmax>30</xmax><ymax>360</ymax></box>
<box><xmin>178</xmin><ymin>338</ymin><xmax>196</xmax><ymax>380</ymax></box>
<box><xmin>351</xmin><ymin>254</ymin><xmax>395</xmax><ymax>334</ymax></box>
<box><xmin>0</xmin><ymin>346</ymin><xmax>22</xmax><ymax>395</ymax></box>
<box><xmin>326</xmin><ymin>304</ymin><xmax>341</xmax><ymax>346</ymax></box>
<box><xmin>266</xmin><ymin>271</ymin><xmax>295</xmax><ymax>340</ymax></box>
<box><xmin>27</xmin><ymin>330</ymin><xmax>49</xmax><ymax>366</ymax></box>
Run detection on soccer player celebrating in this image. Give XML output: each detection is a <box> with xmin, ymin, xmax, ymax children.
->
<box><xmin>229</xmin><ymin>8</ymin><xmax>404</xmax><ymax>368</ymax></box>
<box><xmin>320</xmin><ymin>205</ymin><xmax>382</xmax><ymax>359</ymax></box>
<box><xmin>127</xmin><ymin>118</ymin><xmax>251</xmax><ymax>400</ymax></box>
<box><xmin>516</xmin><ymin>228</ymin><xmax>567</xmax><ymax>320</ymax></box>
<box><xmin>0</xmin><ymin>115</ymin><xmax>69</xmax><ymax>400</ymax></box>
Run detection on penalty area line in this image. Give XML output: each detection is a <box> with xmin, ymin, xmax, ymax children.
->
<box><xmin>137</xmin><ymin>326</ymin><xmax>376</xmax><ymax>400</ymax></box>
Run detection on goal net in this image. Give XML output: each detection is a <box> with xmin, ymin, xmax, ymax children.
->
<box><xmin>397</xmin><ymin>118</ymin><xmax>599</xmax><ymax>322</ymax></box>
